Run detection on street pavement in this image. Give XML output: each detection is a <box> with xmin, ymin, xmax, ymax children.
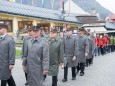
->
<box><xmin>1</xmin><ymin>52</ymin><xmax>115</xmax><ymax>86</ymax></box>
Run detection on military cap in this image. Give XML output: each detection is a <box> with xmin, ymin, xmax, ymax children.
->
<box><xmin>32</xmin><ymin>26</ymin><xmax>41</xmax><ymax>31</ymax></box>
<box><xmin>0</xmin><ymin>24</ymin><xmax>8</xmax><ymax>29</ymax></box>
<box><xmin>78</xmin><ymin>27</ymin><xmax>85</xmax><ymax>32</ymax></box>
<box><xmin>66</xmin><ymin>28</ymin><xmax>72</xmax><ymax>31</ymax></box>
<box><xmin>50</xmin><ymin>27</ymin><xmax>58</xmax><ymax>33</ymax></box>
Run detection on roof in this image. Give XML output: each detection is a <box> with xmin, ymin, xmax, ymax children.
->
<box><xmin>105</xmin><ymin>21</ymin><xmax>115</xmax><ymax>30</ymax></box>
<box><xmin>106</xmin><ymin>14</ymin><xmax>115</xmax><ymax>20</ymax></box>
<box><xmin>84</xmin><ymin>26</ymin><xmax>107</xmax><ymax>33</ymax></box>
<box><xmin>64</xmin><ymin>0</ymin><xmax>89</xmax><ymax>15</ymax></box>
<box><xmin>0</xmin><ymin>1</ymin><xmax>81</xmax><ymax>24</ymax></box>
<box><xmin>76</xmin><ymin>16</ymin><xmax>98</xmax><ymax>24</ymax></box>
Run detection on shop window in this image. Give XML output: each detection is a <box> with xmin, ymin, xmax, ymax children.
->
<box><xmin>37</xmin><ymin>23</ymin><xmax>50</xmax><ymax>33</ymax></box>
<box><xmin>18</xmin><ymin>21</ymin><xmax>33</xmax><ymax>30</ymax></box>
<box><xmin>0</xmin><ymin>20</ymin><xmax>13</xmax><ymax>32</ymax></box>
<box><xmin>53</xmin><ymin>26</ymin><xmax>63</xmax><ymax>32</ymax></box>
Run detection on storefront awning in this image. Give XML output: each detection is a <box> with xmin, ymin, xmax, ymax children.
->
<box><xmin>84</xmin><ymin>26</ymin><xmax>107</xmax><ymax>33</ymax></box>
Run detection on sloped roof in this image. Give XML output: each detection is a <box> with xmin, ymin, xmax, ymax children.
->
<box><xmin>0</xmin><ymin>1</ymin><xmax>81</xmax><ymax>24</ymax></box>
<box><xmin>108</xmin><ymin>14</ymin><xmax>115</xmax><ymax>20</ymax></box>
<box><xmin>64</xmin><ymin>0</ymin><xmax>89</xmax><ymax>15</ymax></box>
<box><xmin>105</xmin><ymin>21</ymin><xmax>115</xmax><ymax>30</ymax></box>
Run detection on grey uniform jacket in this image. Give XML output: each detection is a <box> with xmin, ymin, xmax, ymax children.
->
<box><xmin>86</xmin><ymin>38</ymin><xmax>95</xmax><ymax>59</ymax></box>
<box><xmin>22</xmin><ymin>36</ymin><xmax>31</xmax><ymax>66</ymax></box>
<box><xmin>0</xmin><ymin>35</ymin><xmax>15</xmax><ymax>80</ymax></box>
<box><xmin>23</xmin><ymin>37</ymin><xmax>49</xmax><ymax>86</ymax></box>
<box><xmin>64</xmin><ymin>35</ymin><xmax>78</xmax><ymax>67</ymax></box>
<box><xmin>77</xmin><ymin>35</ymin><xmax>89</xmax><ymax>63</ymax></box>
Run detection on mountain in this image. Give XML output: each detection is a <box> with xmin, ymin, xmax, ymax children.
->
<box><xmin>15</xmin><ymin>0</ymin><xmax>113</xmax><ymax>19</ymax></box>
<box><xmin>72</xmin><ymin>0</ymin><xmax>113</xmax><ymax>19</ymax></box>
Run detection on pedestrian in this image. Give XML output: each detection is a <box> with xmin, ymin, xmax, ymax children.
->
<box><xmin>110</xmin><ymin>36</ymin><xmax>114</xmax><ymax>52</ymax></box>
<box><xmin>62</xmin><ymin>28</ymin><xmax>78</xmax><ymax>82</ymax></box>
<box><xmin>76</xmin><ymin>28</ymin><xmax>89</xmax><ymax>76</ymax></box>
<box><xmin>114</xmin><ymin>36</ymin><xmax>115</xmax><ymax>51</ymax></box>
<box><xmin>23</xmin><ymin>26</ymin><xmax>49</xmax><ymax>86</ymax></box>
<box><xmin>86</xmin><ymin>33</ymin><xmax>95</xmax><ymax>67</ymax></box>
<box><xmin>107</xmin><ymin>36</ymin><xmax>111</xmax><ymax>53</ymax></box>
<box><xmin>22</xmin><ymin>27</ymin><xmax>33</xmax><ymax>85</ymax></box>
<box><xmin>0</xmin><ymin>24</ymin><xmax>16</xmax><ymax>86</ymax></box>
<box><xmin>103</xmin><ymin>34</ymin><xmax>109</xmax><ymax>54</ymax></box>
<box><xmin>99</xmin><ymin>35</ymin><xmax>104</xmax><ymax>55</ymax></box>
<box><xmin>48</xmin><ymin>27</ymin><xmax>64</xmax><ymax>86</ymax></box>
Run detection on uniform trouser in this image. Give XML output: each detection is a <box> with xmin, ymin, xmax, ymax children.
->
<box><xmin>25</xmin><ymin>72</ymin><xmax>27</xmax><ymax>81</ymax></box>
<box><xmin>77</xmin><ymin>62</ymin><xmax>85</xmax><ymax>74</ymax></box>
<box><xmin>44</xmin><ymin>75</ymin><xmax>47</xmax><ymax>80</ymax></box>
<box><xmin>52</xmin><ymin>76</ymin><xmax>57</xmax><ymax>86</ymax></box>
<box><xmin>1</xmin><ymin>75</ymin><xmax>16</xmax><ymax>86</ymax></box>
<box><xmin>86</xmin><ymin>59</ymin><xmax>92</xmax><ymax>66</ymax></box>
<box><xmin>64</xmin><ymin>66</ymin><xmax>76</xmax><ymax>80</ymax></box>
<box><xmin>86</xmin><ymin>59</ymin><xmax>89</xmax><ymax>66</ymax></box>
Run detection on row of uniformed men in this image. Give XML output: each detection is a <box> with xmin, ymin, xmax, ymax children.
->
<box><xmin>0</xmin><ymin>24</ymin><xmax>94</xmax><ymax>86</ymax></box>
<box><xmin>22</xmin><ymin>26</ymin><xmax>95</xmax><ymax>86</ymax></box>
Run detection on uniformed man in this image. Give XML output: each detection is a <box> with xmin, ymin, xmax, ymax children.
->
<box><xmin>48</xmin><ymin>27</ymin><xmax>64</xmax><ymax>86</ymax></box>
<box><xmin>86</xmin><ymin>33</ymin><xmax>95</xmax><ymax>67</ymax></box>
<box><xmin>23</xmin><ymin>26</ymin><xmax>49</xmax><ymax>86</ymax></box>
<box><xmin>0</xmin><ymin>24</ymin><xmax>16</xmax><ymax>86</ymax></box>
<box><xmin>76</xmin><ymin>28</ymin><xmax>89</xmax><ymax>76</ymax></box>
<box><xmin>22</xmin><ymin>27</ymin><xmax>33</xmax><ymax>85</ymax></box>
<box><xmin>62</xmin><ymin>28</ymin><xmax>78</xmax><ymax>82</ymax></box>
<box><xmin>40</xmin><ymin>27</ymin><xmax>49</xmax><ymax>80</ymax></box>
<box><xmin>40</xmin><ymin>27</ymin><xmax>49</xmax><ymax>39</ymax></box>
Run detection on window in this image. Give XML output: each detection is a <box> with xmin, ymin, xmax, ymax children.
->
<box><xmin>37</xmin><ymin>23</ymin><xmax>50</xmax><ymax>33</ymax></box>
<box><xmin>0</xmin><ymin>20</ymin><xmax>13</xmax><ymax>32</ymax></box>
<box><xmin>18</xmin><ymin>21</ymin><xmax>33</xmax><ymax>30</ymax></box>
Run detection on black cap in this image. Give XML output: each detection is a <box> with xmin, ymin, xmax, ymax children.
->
<box><xmin>78</xmin><ymin>27</ymin><xmax>85</xmax><ymax>32</ymax></box>
<box><xmin>32</xmin><ymin>26</ymin><xmax>41</xmax><ymax>31</ymax></box>
<box><xmin>0</xmin><ymin>24</ymin><xmax>8</xmax><ymax>29</ymax></box>
<box><xmin>50</xmin><ymin>27</ymin><xmax>58</xmax><ymax>33</ymax></box>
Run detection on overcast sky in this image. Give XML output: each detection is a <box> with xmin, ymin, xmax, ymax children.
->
<box><xmin>96</xmin><ymin>0</ymin><xmax>115</xmax><ymax>13</ymax></box>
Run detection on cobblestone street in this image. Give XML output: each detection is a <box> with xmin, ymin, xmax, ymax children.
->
<box><xmin>1</xmin><ymin>52</ymin><xmax>115</xmax><ymax>86</ymax></box>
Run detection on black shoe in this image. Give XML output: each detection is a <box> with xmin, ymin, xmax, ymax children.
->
<box><xmin>62</xmin><ymin>79</ymin><xmax>67</xmax><ymax>82</ymax></box>
<box><xmin>25</xmin><ymin>82</ymin><xmax>28</xmax><ymax>85</ymax></box>
<box><xmin>80</xmin><ymin>73</ymin><xmax>84</xmax><ymax>76</ymax></box>
<box><xmin>72</xmin><ymin>77</ymin><xmax>76</xmax><ymax>80</ymax></box>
